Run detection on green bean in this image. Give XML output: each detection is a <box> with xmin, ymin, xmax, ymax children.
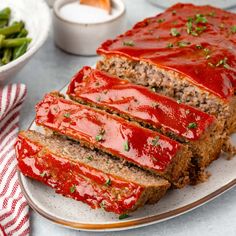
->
<box><xmin>17</xmin><ymin>28</ymin><xmax>28</xmax><ymax>38</ymax></box>
<box><xmin>2</xmin><ymin>38</ymin><xmax>31</xmax><ymax>48</ymax></box>
<box><xmin>0</xmin><ymin>34</ymin><xmax>5</xmax><ymax>47</ymax></box>
<box><xmin>2</xmin><ymin>48</ymin><xmax>12</xmax><ymax>64</ymax></box>
<box><xmin>0</xmin><ymin>22</ymin><xmax>23</xmax><ymax>36</ymax></box>
<box><xmin>13</xmin><ymin>41</ymin><xmax>28</xmax><ymax>60</ymax></box>
<box><xmin>0</xmin><ymin>8</ymin><xmax>11</xmax><ymax>20</ymax></box>
<box><xmin>0</xmin><ymin>20</ymin><xmax>8</xmax><ymax>28</ymax></box>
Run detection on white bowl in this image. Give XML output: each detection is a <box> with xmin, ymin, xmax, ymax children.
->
<box><xmin>53</xmin><ymin>0</ymin><xmax>126</xmax><ymax>56</ymax></box>
<box><xmin>0</xmin><ymin>0</ymin><xmax>51</xmax><ymax>82</ymax></box>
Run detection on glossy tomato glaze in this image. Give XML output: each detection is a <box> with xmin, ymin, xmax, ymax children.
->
<box><xmin>16</xmin><ymin>134</ymin><xmax>144</xmax><ymax>214</ymax></box>
<box><xmin>97</xmin><ymin>3</ymin><xmax>236</xmax><ymax>100</ymax></box>
<box><xmin>35</xmin><ymin>93</ymin><xmax>181</xmax><ymax>173</ymax></box>
<box><xmin>67</xmin><ymin>66</ymin><xmax>215</xmax><ymax>141</ymax></box>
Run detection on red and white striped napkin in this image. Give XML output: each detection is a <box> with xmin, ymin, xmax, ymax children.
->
<box><xmin>0</xmin><ymin>84</ymin><xmax>29</xmax><ymax>236</ymax></box>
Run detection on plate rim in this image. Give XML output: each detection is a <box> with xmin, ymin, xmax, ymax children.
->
<box><xmin>18</xmin><ymin>81</ymin><xmax>236</xmax><ymax>231</ymax></box>
<box><xmin>18</xmin><ymin>172</ymin><xmax>236</xmax><ymax>231</ymax></box>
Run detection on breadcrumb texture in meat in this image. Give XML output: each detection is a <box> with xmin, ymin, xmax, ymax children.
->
<box><xmin>16</xmin><ymin>130</ymin><xmax>170</xmax><ymax>214</ymax></box>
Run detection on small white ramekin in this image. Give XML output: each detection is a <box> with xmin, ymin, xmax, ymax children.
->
<box><xmin>53</xmin><ymin>0</ymin><xmax>126</xmax><ymax>56</ymax></box>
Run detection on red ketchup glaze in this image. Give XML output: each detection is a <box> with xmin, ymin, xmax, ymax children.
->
<box><xmin>97</xmin><ymin>3</ymin><xmax>236</xmax><ymax>100</ymax></box>
<box><xmin>67</xmin><ymin>67</ymin><xmax>215</xmax><ymax>141</ymax></box>
<box><xmin>35</xmin><ymin>94</ymin><xmax>181</xmax><ymax>173</ymax></box>
<box><xmin>15</xmin><ymin>134</ymin><xmax>144</xmax><ymax>214</ymax></box>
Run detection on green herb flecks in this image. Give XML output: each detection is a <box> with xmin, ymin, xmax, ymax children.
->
<box><xmin>188</xmin><ymin>122</ymin><xmax>197</xmax><ymax>129</ymax></box>
<box><xmin>177</xmin><ymin>99</ymin><xmax>182</xmax><ymax>104</ymax></box>
<box><xmin>87</xmin><ymin>156</ymin><xmax>93</xmax><ymax>161</ymax></box>
<box><xmin>195</xmin><ymin>14</ymin><xmax>208</xmax><ymax>24</ymax></box>
<box><xmin>105</xmin><ymin>178</ymin><xmax>111</xmax><ymax>186</ymax></box>
<box><xmin>124</xmin><ymin>141</ymin><xmax>130</xmax><ymax>152</ymax></box>
<box><xmin>95</xmin><ymin>129</ymin><xmax>105</xmax><ymax>142</ymax></box>
<box><xmin>170</xmin><ymin>28</ymin><xmax>180</xmax><ymax>37</ymax></box>
<box><xmin>119</xmin><ymin>214</ymin><xmax>130</xmax><ymax>220</ymax></box>
<box><xmin>196</xmin><ymin>44</ymin><xmax>203</xmax><ymax>49</ymax></box>
<box><xmin>100</xmin><ymin>200</ymin><xmax>106</xmax><ymax>209</ymax></box>
<box><xmin>177</xmin><ymin>41</ymin><xmax>191</xmax><ymax>47</ymax></box>
<box><xmin>151</xmin><ymin>136</ymin><xmax>160</xmax><ymax>146</ymax></box>
<box><xmin>207</xmin><ymin>12</ymin><xmax>216</xmax><ymax>17</ymax></box>
<box><xmin>123</xmin><ymin>41</ymin><xmax>135</xmax><ymax>47</ymax></box>
<box><xmin>216</xmin><ymin>57</ymin><xmax>230</xmax><ymax>69</ymax></box>
<box><xmin>64</xmin><ymin>113</ymin><xmax>71</xmax><ymax>118</ymax></box>
<box><xmin>70</xmin><ymin>185</ymin><xmax>76</xmax><ymax>193</ymax></box>
<box><xmin>40</xmin><ymin>171</ymin><xmax>47</xmax><ymax>177</ymax></box>
<box><xmin>157</xmin><ymin>18</ymin><xmax>165</xmax><ymax>23</ymax></box>
<box><xmin>231</xmin><ymin>25</ymin><xmax>236</xmax><ymax>34</ymax></box>
<box><xmin>167</xmin><ymin>42</ymin><xmax>173</xmax><ymax>48</ymax></box>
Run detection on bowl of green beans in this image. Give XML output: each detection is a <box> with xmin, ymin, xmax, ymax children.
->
<box><xmin>0</xmin><ymin>0</ymin><xmax>50</xmax><ymax>81</ymax></box>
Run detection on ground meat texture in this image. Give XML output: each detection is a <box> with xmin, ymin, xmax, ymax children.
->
<box><xmin>35</xmin><ymin>92</ymin><xmax>192</xmax><ymax>188</ymax></box>
<box><xmin>97</xmin><ymin>55</ymin><xmax>236</xmax><ymax>135</ymax></box>
<box><xmin>67</xmin><ymin>66</ymin><xmax>225</xmax><ymax>184</ymax></box>
<box><xmin>16</xmin><ymin>130</ymin><xmax>170</xmax><ymax>214</ymax></box>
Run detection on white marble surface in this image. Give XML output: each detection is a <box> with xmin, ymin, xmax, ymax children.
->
<box><xmin>3</xmin><ymin>1</ymin><xmax>236</xmax><ymax>235</ymax></box>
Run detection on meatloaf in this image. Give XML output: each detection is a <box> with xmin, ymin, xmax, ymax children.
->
<box><xmin>16</xmin><ymin>130</ymin><xmax>170</xmax><ymax>214</ymax></box>
<box><xmin>35</xmin><ymin>92</ymin><xmax>191</xmax><ymax>188</ymax></box>
<box><xmin>97</xmin><ymin>3</ymin><xmax>236</xmax><ymax>135</ymax></box>
<box><xmin>67</xmin><ymin>66</ymin><xmax>224</xmax><ymax>182</ymax></box>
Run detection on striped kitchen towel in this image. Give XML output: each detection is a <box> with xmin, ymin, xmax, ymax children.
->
<box><xmin>0</xmin><ymin>84</ymin><xmax>29</xmax><ymax>236</ymax></box>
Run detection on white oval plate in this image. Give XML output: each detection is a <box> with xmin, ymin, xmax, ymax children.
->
<box><xmin>19</xmin><ymin>84</ymin><xmax>236</xmax><ymax>232</ymax></box>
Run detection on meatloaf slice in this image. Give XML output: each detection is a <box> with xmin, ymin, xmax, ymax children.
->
<box><xmin>35</xmin><ymin>92</ymin><xmax>191</xmax><ymax>188</ymax></box>
<box><xmin>67</xmin><ymin>66</ymin><xmax>224</xmax><ymax>183</ymax></box>
<box><xmin>97</xmin><ymin>3</ymin><xmax>236</xmax><ymax>136</ymax></box>
<box><xmin>16</xmin><ymin>130</ymin><xmax>170</xmax><ymax>215</ymax></box>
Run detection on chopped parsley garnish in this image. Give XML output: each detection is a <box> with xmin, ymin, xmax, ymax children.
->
<box><xmin>195</xmin><ymin>26</ymin><xmax>207</xmax><ymax>33</ymax></box>
<box><xmin>170</xmin><ymin>28</ymin><xmax>180</xmax><ymax>37</ymax></box>
<box><xmin>188</xmin><ymin>122</ymin><xmax>197</xmax><ymax>129</ymax></box>
<box><xmin>219</xmin><ymin>23</ymin><xmax>225</xmax><ymax>29</ymax></box>
<box><xmin>177</xmin><ymin>41</ymin><xmax>191</xmax><ymax>47</ymax></box>
<box><xmin>151</xmin><ymin>136</ymin><xmax>160</xmax><ymax>146</ymax></box>
<box><xmin>186</xmin><ymin>21</ymin><xmax>193</xmax><ymax>35</ymax></box>
<box><xmin>208</xmin><ymin>62</ymin><xmax>214</xmax><ymax>67</ymax></box>
<box><xmin>231</xmin><ymin>25</ymin><xmax>236</xmax><ymax>34</ymax></box>
<box><xmin>185</xmin><ymin>109</ymin><xmax>190</xmax><ymax>115</ymax></box>
<box><xmin>64</xmin><ymin>113</ymin><xmax>71</xmax><ymax>118</ymax></box>
<box><xmin>123</xmin><ymin>41</ymin><xmax>135</xmax><ymax>46</ymax></box>
<box><xmin>105</xmin><ymin>178</ymin><xmax>111</xmax><ymax>186</ymax></box>
<box><xmin>196</xmin><ymin>44</ymin><xmax>203</xmax><ymax>49</ymax></box>
<box><xmin>40</xmin><ymin>171</ymin><xmax>47</xmax><ymax>177</ymax></box>
<box><xmin>95</xmin><ymin>129</ymin><xmax>105</xmax><ymax>142</ymax></box>
<box><xmin>167</xmin><ymin>42</ymin><xmax>173</xmax><ymax>48</ymax></box>
<box><xmin>124</xmin><ymin>141</ymin><xmax>130</xmax><ymax>152</ymax></box>
<box><xmin>70</xmin><ymin>185</ymin><xmax>76</xmax><ymax>193</ymax></box>
<box><xmin>87</xmin><ymin>156</ymin><xmax>93</xmax><ymax>161</ymax></box>
<box><xmin>177</xmin><ymin>99</ymin><xmax>182</xmax><ymax>104</ymax></box>
<box><xmin>195</xmin><ymin>14</ymin><xmax>208</xmax><ymax>24</ymax></box>
<box><xmin>119</xmin><ymin>214</ymin><xmax>130</xmax><ymax>220</ymax></box>
<box><xmin>151</xmin><ymin>87</ymin><xmax>157</xmax><ymax>92</ymax></box>
<box><xmin>157</xmin><ymin>18</ymin><xmax>165</xmax><ymax>23</ymax></box>
<box><xmin>100</xmin><ymin>200</ymin><xmax>106</xmax><ymax>209</ymax></box>
<box><xmin>152</xmin><ymin>103</ymin><xmax>159</xmax><ymax>108</ymax></box>
<box><xmin>207</xmin><ymin>12</ymin><xmax>216</xmax><ymax>17</ymax></box>
<box><xmin>216</xmin><ymin>57</ymin><xmax>230</xmax><ymax>69</ymax></box>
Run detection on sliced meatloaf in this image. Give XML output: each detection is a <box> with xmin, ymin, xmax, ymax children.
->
<box><xmin>35</xmin><ymin>92</ymin><xmax>191</xmax><ymax>188</ymax></box>
<box><xmin>67</xmin><ymin>66</ymin><xmax>224</xmax><ymax>182</ymax></box>
<box><xmin>97</xmin><ymin>3</ymin><xmax>236</xmax><ymax>135</ymax></box>
<box><xmin>16</xmin><ymin>130</ymin><xmax>170</xmax><ymax>214</ymax></box>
